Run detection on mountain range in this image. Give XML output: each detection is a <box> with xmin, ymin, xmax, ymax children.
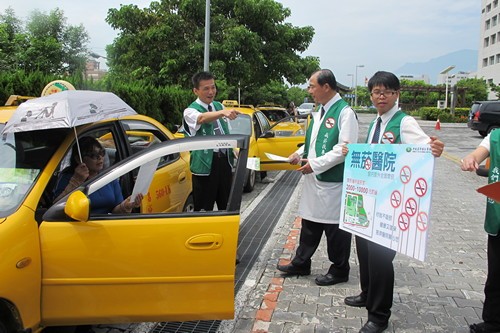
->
<box><xmin>394</xmin><ymin>49</ymin><xmax>478</xmax><ymax>84</ymax></box>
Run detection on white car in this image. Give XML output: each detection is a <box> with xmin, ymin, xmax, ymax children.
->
<box><xmin>297</xmin><ymin>102</ymin><xmax>316</xmax><ymax>115</ymax></box>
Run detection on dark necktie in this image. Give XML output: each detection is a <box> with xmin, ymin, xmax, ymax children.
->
<box><xmin>208</xmin><ymin>104</ymin><xmax>223</xmax><ymax>136</ymax></box>
<box><xmin>371</xmin><ymin>117</ymin><xmax>382</xmax><ymax>143</ymax></box>
<box><xmin>321</xmin><ymin>107</ymin><xmax>326</xmax><ymax>118</ymax></box>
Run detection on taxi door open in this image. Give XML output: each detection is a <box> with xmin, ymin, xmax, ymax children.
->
<box><xmin>38</xmin><ymin>135</ymin><xmax>248</xmax><ymax>326</ymax></box>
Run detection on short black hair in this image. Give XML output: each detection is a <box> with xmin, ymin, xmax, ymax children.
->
<box><xmin>70</xmin><ymin>136</ymin><xmax>103</xmax><ymax>169</ymax></box>
<box><xmin>312</xmin><ymin>69</ymin><xmax>338</xmax><ymax>91</ymax></box>
<box><xmin>367</xmin><ymin>71</ymin><xmax>400</xmax><ymax>91</ymax></box>
<box><xmin>192</xmin><ymin>71</ymin><xmax>215</xmax><ymax>89</ymax></box>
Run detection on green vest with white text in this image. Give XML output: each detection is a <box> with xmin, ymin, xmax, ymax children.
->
<box><xmin>366</xmin><ymin>111</ymin><xmax>407</xmax><ymax>144</ymax></box>
<box><xmin>186</xmin><ymin>101</ymin><xmax>234</xmax><ymax>175</ymax></box>
<box><xmin>303</xmin><ymin>99</ymin><xmax>348</xmax><ymax>182</ymax></box>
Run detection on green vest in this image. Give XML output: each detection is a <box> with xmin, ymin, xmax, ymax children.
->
<box><xmin>485</xmin><ymin>129</ymin><xmax>500</xmax><ymax>235</ymax></box>
<box><xmin>366</xmin><ymin>111</ymin><xmax>407</xmax><ymax>144</ymax></box>
<box><xmin>303</xmin><ymin>99</ymin><xmax>349</xmax><ymax>182</ymax></box>
<box><xmin>185</xmin><ymin>101</ymin><xmax>234</xmax><ymax>175</ymax></box>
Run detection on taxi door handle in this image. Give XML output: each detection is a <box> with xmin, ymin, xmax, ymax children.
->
<box><xmin>186</xmin><ymin>234</ymin><xmax>223</xmax><ymax>250</ymax></box>
<box><xmin>178</xmin><ymin>171</ymin><xmax>187</xmax><ymax>183</ymax></box>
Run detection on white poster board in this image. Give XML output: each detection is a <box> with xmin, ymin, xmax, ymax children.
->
<box><xmin>340</xmin><ymin>144</ymin><xmax>435</xmax><ymax>261</ymax></box>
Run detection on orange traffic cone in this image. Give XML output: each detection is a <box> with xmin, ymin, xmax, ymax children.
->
<box><xmin>435</xmin><ymin>118</ymin><xmax>441</xmax><ymax>130</ymax></box>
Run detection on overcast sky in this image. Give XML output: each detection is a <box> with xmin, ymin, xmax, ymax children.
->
<box><xmin>1</xmin><ymin>0</ymin><xmax>481</xmax><ymax>87</ymax></box>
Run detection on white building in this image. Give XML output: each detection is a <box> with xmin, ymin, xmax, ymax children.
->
<box><xmin>436</xmin><ymin>71</ymin><xmax>474</xmax><ymax>85</ymax></box>
<box><xmin>479</xmin><ymin>0</ymin><xmax>500</xmax><ymax>99</ymax></box>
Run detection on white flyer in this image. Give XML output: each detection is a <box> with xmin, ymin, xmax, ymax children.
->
<box><xmin>131</xmin><ymin>158</ymin><xmax>160</xmax><ymax>201</ymax></box>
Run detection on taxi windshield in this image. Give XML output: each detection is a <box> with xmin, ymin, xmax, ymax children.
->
<box><xmin>0</xmin><ymin>127</ymin><xmax>68</xmax><ymax>217</ymax></box>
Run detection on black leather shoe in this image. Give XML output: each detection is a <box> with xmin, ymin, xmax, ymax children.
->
<box><xmin>344</xmin><ymin>294</ymin><xmax>367</xmax><ymax>307</ymax></box>
<box><xmin>359</xmin><ymin>321</ymin><xmax>388</xmax><ymax>333</ymax></box>
<box><xmin>470</xmin><ymin>322</ymin><xmax>500</xmax><ymax>333</ymax></box>
<box><xmin>314</xmin><ymin>273</ymin><xmax>348</xmax><ymax>286</ymax></box>
<box><xmin>276</xmin><ymin>263</ymin><xmax>310</xmax><ymax>276</ymax></box>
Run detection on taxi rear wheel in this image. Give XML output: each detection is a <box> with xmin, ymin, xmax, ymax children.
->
<box><xmin>182</xmin><ymin>195</ymin><xmax>194</xmax><ymax>212</ymax></box>
<box><xmin>243</xmin><ymin>169</ymin><xmax>256</xmax><ymax>193</ymax></box>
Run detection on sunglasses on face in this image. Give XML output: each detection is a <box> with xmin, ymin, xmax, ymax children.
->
<box><xmin>84</xmin><ymin>149</ymin><xmax>105</xmax><ymax>160</ymax></box>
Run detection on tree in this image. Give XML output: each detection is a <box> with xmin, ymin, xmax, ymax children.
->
<box><xmin>0</xmin><ymin>7</ymin><xmax>25</xmax><ymax>72</ymax></box>
<box><xmin>105</xmin><ymin>0</ymin><xmax>319</xmax><ymax>95</ymax></box>
<box><xmin>0</xmin><ymin>8</ymin><xmax>89</xmax><ymax>75</ymax></box>
<box><xmin>456</xmin><ymin>78</ymin><xmax>487</xmax><ymax>105</ymax></box>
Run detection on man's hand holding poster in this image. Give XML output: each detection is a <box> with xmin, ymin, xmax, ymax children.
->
<box><xmin>340</xmin><ymin>144</ymin><xmax>435</xmax><ymax>261</ymax></box>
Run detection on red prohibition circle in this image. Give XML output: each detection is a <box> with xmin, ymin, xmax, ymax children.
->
<box><xmin>400</xmin><ymin>166</ymin><xmax>412</xmax><ymax>184</ymax></box>
<box><xmin>398</xmin><ymin>213</ymin><xmax>410</xmax><ymax>231</ymax></box>
<box><xmin>414</xmin><ymin>177</ymin><xmax>428</xmax><ymax>197</ymax></box>
<box><xmin>382</xmin><ymin>131</ymin><xmax>395</xmax><ymax>144</ymax></box>
<box><xmin>325</xmin><ymin>117</ymin><xmax>335</xmax><ymax>128</ymax></box>
<box><xmin>391</xmin><ymin>190</ymin><xmax>402</xmax><ymax>208</ymax></box>
<box><xmin>405</xmin><ymin>198</ymin><xmax>418</xmax><ymax>216</ymax></box>
<box><xmin>417</xmin><ymin>212</ymin><xmax>429</xmax><ymax>231</ymax></box>
<box><xmin>364</xmin><ymin>157</ymin><xmax>372</xmax><ymax>170</ymax></box>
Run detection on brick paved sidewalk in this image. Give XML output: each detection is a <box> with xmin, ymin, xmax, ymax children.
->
<box><xmin>230</xmin><ymin>155</ymin><xmax>489</xmax><ymax>333</ymax></box>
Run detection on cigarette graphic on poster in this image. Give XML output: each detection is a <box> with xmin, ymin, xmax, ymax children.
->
<box><xmin>340</xmin><ymin>144</ymin><xmax>435</xmax><ymax>261</ymax></box>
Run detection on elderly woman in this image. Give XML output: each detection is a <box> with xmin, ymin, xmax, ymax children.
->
<box><xmin>54</xmin><ymin>136</ymin><xmax>142</xmax><ymax>214</ymax></box>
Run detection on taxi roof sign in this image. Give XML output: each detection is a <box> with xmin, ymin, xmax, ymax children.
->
<box><xmin>222</xmin><ymin>100</ymin><xmax>239</xmax><ymax>107</ymax></box>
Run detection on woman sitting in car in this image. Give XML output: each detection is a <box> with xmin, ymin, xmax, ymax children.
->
<box><xmin>53</xmin><ymin>136</ymin><xmax>143</xmax><ymax>214</ymax></box>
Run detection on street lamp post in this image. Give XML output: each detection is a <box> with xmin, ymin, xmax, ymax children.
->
<box><xmin>203</xmin><ymin>0</ymin><xmax>210</xmax><ymax>71</ymax></box>
<box><xmin>439</xmin><ymin>65</ymin><xmax>455</xmax><ymax>109</ymax></box>
<box><xmin>347</xmin><ymin>74</ymin><xmax>354</xmax><ymax>106</ymax></box>
<box><xmin>354</xmin><ymin>65</ymin><xmax>364</xmax><ymax>107</ymax></box>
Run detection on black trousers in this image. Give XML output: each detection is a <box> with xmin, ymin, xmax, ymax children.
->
<box><xmin>192</xmin><ymin>152</ymin><xmax>232</xmax><ymax>211</ymax></box>
<box><xmin>291</xmin><ymin>219</ymin><xmax>352</xmax><ymax>277</ymax></box>
<box><xmin>483</xmin><ymin>234</ymin><xmax>500</xmax><ymax>328</ymax></box>
<box><xmin>355</xmin><ymin>236</ymin><xmax>396</xmax><ymax>325</ymax></box>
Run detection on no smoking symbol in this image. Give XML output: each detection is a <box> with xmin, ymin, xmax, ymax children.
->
<box><xmin>391</xmin><ymin>190</ymin><xmax>402</xmax><ymax>208</ymax></box>
<box><xmin>364</xmin><ymin>157</ymin><xmax>372</xmax><ymax>170</ymax></box>
<box><xmin>400</xmin><ymin>166</ymin><xmax>412</xmax><ymax>184</ymax></box>
<box><xmin>398</xmin><ymin>213</ymin><xmax>410</xmax><ymax>231</ymax></box>
<box><xmin>414</xmin><ymin>178</ymin><xmax>428</xmax><ymax>197</ymax></box>
<box><xmin>382</xmin><ymin>131</ymin><xmax>395</xmax><ymax>144</ymax></box>
<box><xmin>417</xmin><ymin>212</ymin><xmax>428</xmax><ymax>231</ymax></box>
<box><xmin>405</xmin><ymin>198</ymin><xmax>418</xmax><ymax>216</ymax></box>
<box><xmin>325</xmin><ymin>117</ymin><xmax>335</xmax><ymax>129</ymax></box>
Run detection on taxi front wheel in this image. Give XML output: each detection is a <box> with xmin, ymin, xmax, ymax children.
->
<box><xmin>243</xmin><ymin>169</ymin><xmax>256</xmax><ymax>193</ymax></box>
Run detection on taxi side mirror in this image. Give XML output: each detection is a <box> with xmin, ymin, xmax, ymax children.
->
<box><xmin>64</xmin><ymin>190</ymin><xmax>90</xmax><ymax>222</ymax></box>
<box><xmin>260</xmin><ymin>131</ymin><xmax>274</xmax><ymax>139</ymax></box>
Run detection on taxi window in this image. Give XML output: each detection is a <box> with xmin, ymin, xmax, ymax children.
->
<box><xmin>120</xmin><ymin>120</ymin><xmax>178</xmax><ymax>166</ymax></box>
<box><xmin>255</xmin><ymin>111</ymin><xmax>271</xmax><ymax>135</ymax></box>
<box><xmin>57</xmin><ymin>129</ymin><xmax>119</xmax><ymax>174</ymax></box>
<box><xmin>0</xmin><ymin>128</ymin><xmax>67</xmax><ymax>218</ymax></box>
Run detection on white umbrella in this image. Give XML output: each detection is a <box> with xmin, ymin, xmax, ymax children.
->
<box><xmin>2</xmin><ymin>90</ymin><xmax>137</xmax><ymax>133</ymax></box>
<box><xmin>1</xmin><ymin>90</ymin><xmax>137</xmax><ymax>162</ymax></box>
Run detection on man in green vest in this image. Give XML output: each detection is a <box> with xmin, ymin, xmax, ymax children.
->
<box><xmin>277</xmin><ymin>69</ymin><xmax>359</xmax><ymax>287</ymax></box>
<box><xmin>343</xmin><ymin>71</ymin><xmax>444</xmax><ymax>333</ymax></box>
<box><xmin>462</xmin><ymin>131</ymin><xmax>500</xmax><ymax>333</ymax></box>
<box><xmin>182</xmin><ymin>71</ymin><xmax>239</xmax><ymax>211</ymax></box>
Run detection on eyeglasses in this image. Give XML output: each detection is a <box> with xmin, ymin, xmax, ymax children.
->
<box><xmin>84</xmin><ymin>150</ymin><xmax>105</xmax><ymax>160</ymax></box>
<box><xmin>370</xmin><ymin>90</ymin><xmax>397</xmax><ymax>97</ymax></box>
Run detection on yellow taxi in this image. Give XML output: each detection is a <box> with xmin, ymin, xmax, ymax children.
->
<box><xmin>0</xmin><ymin>94</ymin><xmax>249</xmax><ymax>332</ymax></box>
<box><xmin>256</xmin><ymin>104</ymin><xmax>304</xmax><ymax>137</ymax></box>
<box><xmin>222</xmin><ymin>100</ymin><xmax>305</xmax><ymax>192</ymax></box>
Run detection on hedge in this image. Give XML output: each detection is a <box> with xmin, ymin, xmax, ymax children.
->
<box><xmin>416</xmin><ymin>107</ymin><xmax>470</xmax><ymax>123</ymax></box>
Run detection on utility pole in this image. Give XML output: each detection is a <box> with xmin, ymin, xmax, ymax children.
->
<box><xmin>203</xmin><ymin>0</ymin><xmax>210</xmax><ymax>71</ymax></box>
